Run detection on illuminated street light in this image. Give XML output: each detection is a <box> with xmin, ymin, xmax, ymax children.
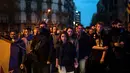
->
<box><xmin>76</xmin><ymin>10</ymin><xmax>79</xmax><ymax>13</ymax></box>
<box><xmin>73</xmin><ymin>21</ymin><xmax>75</xmax><ymax>25</ymax></box>
<box><xmin>76</xmin><ymin>23</ymin><xmax>78</xmax><ymax>26</ymax></box>
<box><xmin>44</xmin><ymin>18</ymin><xmax>46</xmax><ymax>21</ymax></box>
<box><xmin>47</xmin><ymin>9</ymin><xmax>51</xmax><ymax>13</ymax></box>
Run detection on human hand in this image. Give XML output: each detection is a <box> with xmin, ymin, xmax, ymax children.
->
<box><xmin>120</xmin><ymin>41</ymin><xmax>124</xmax><ymax>45</ymax></box>
<box><xmin>114</xmin><ymin>42</ymin><xmax>120</xmax><ymax>47</ymax></box>
<box><xmin>100</xmin><ymin>58</ymin><xmax>104</xmax><ymax>64</ymax></box>
<box><xmin>9</xmin><ymin>70</ymin><xmax>14</xmax><ymax>73</ymax></box>
<box><xmin>55</xmin><ymin>63</ymin><xmax>59</xmax><ymax>68</ymax></box>
<box><xmin>20</xmin><ymin>64</ymin><xmax>24</xmax><ymax>69</ymax></box>
<box><xmin>47</xmin><ymin>61</ymin><xmax>50</xmax><ymax>64</ymax></box>
<box><xmin>74</xmin><ymin>62</ymin><xmax>78</xmax><ymax>68</ymax></box>
<box><xmin>84</xmin><ymin>56</ymin><xmax>88</xmax><ymax>60</ymax></box>
<box><xmin>103</xmin><ymin>46</ymin><xmax>108</xmax><ymax>50</ymax></box>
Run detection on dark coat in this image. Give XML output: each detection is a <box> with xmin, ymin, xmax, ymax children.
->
<box><xmin>9</xmin><ymin>39</ymin><xmax>26</xmax><ymax>71</ymax></box>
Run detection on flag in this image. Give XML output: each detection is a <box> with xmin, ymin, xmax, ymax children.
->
<box><xmin>0</xmin><ymin>38</ymin><xmax>11</xmax><ymax>73</ymax></box>
<box><xmin>127</xmin><ymin>2</ymin><xmax>130</xmax><ymax>14</ymax></box>
<box><xmin>0</xmin><ymin>66</ymin><xmax>4</xmax><ymax>73</ymax></box>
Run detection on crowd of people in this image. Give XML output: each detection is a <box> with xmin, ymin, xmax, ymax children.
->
<box><xmin>0</xmin><ymin>20</ymin><xmax>130</xmax><ymax>73</ymax></box>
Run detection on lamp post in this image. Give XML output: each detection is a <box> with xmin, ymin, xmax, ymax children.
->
<box><xmin>47</xmin><ymin>9</ymin><xmax>51</xmax><ymax>13</ymax></box>
<box><xmin>73</xmin><ymin>21</ymin><xmax>75</xmax><ymax>26</ymax></box>
<box><xmin>46</xmin><ymin>9</ymin><xmax>52</xmax><ymax>27</ymax></box>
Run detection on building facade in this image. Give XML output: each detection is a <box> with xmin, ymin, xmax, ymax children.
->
<box><xmin>74</xmin><ymin>11</ymin><xmax>81</xmax><ymax>25</ymax></box>
<box><xmin>92</xmin><ymin>0</ymin><xmax>128</xmax><ymax>26</ymax></box>
<box><xmin>0</xmin><ymin>0</ymin><xmax>75</xmax><ymax>32</ymax></box>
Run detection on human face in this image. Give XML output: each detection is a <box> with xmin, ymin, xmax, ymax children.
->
<box><xmin>33</xmin><ymin>28</ymin><xmax>39</xmax><ymax>35</ymax></box>
<box><xmin>67</xmin><ymin>28</ymin><xmax>73</xmax><ymax>37</ymax></box>
<box><xmin>24</xmin><ymin>29</ymin><xmax>29</xmax><ymax>37</ymax></box>
<box><xmin>96</xmin><ymin>24</ymin><xmax>103</xmax><ymax>32</ymax></box>
<box><xmin>53</xmin><ymin>27</ymin><xmax>57</xmax><ymax>33</ymax></box>
<box><xmin>61</xmin><ymin>34</ymin><xmax>67</xmax><ymax>43</ymax></box>
<box><xmin>10</xmin><ymin>32</ymin><xmax>16</xmax><ymax>39</ymax></box>
<box><xmin>91</xmin><ymin>26</ymin><xmax>95</xmax><ymax>30</ymax></box>
<box><xmin>40</xmin><ymin>24</ymin><xmax>46</xmax><ymax>28</ymax></box>
<box><xmin>89</xmin><ymin>29</ymin><xmax>93</xmax><ymax>35</ymax></box>
<box><xmin>50</xmin><ymin>27</ymin><xmax>53</xmax><ymax>33</ymax></box>
<box><xmin>77</xmin><ymin>25</ymin><xmax>83</xmax><ymax>33</ymax></box>
<box><xmin>116</xmin><ymin>23</ymin><xmax>122</xmax><ymax>28</ymax></box>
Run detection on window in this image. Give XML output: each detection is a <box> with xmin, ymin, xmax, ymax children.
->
<box><xmin>64</xmin><ymin>8</ymin><xmax>68</xmax><ymax>13</ymax></box>
<box><xmin>62</xmin><ymin>6</ymin><xmax>64</xmax><ymax>12</ymax></box>
<box><xmin>2</xmin><ymin>16</ymin><xmax>8</xmax><ymax>23</ymax></box>
<box><xmin>51</xmin><ymin>3</ymin><xmax>58</xmax><ymax>12</ymax></box>
<box><xmin>31</xmin><ymin>1</ymin><xmax>37</xmax><ymax>11</ymax></box>
<box><xmin>43</xmin><ymin>0</ymin><xmax>47</xmax><ymax>2</ymax></box>
<box><xmin>42</xmin><ymin>3</ymin><xmax>47</xmax><ymax>11</ymax></box>
<box><xmin>21</xmin><ymin>12</ymin><xmax>26</xmax><ymax>23</ymax></box>
<box><xmin>20</xmin><ymin>0</ymin><xmax>26</xmax><ymax>11</ymax></box>
<box><xmin>15</xmin><ymin>13</ymin><xmax>20</xmax><ymax>23</ymax></box>
<box><xmin>61</xmin><ymin>0</ymin><xmax>64</xmax><ymax>5</ymax></box>
<box><xmin>31</xmin><ymin>12</ymin><xmax>37</xmax><ymax>23</ymax></box>
<box><xmin>52</xmin><ymin>0</ymin><xmax>58</xmax><ymax>3</ymax></box>
<box><xmin>42</xmin><ymin>13</ymin><xmax>47</xmax><ymax>21</ymax></box>
<box><xmin>51</xmin><ymin>13</ymin><xmax>57</xmax><ymax>24</ymax></box>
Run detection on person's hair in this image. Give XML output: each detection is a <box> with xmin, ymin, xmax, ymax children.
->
<box><xmin>52</xmin><ymin>26</ymin><xmax>57</xmax><ymax>30</ymax></box>
<box><xmin>58</xmin><ymin>31</ymin><xmax>69</xmax><ymax>43</ymax></box>
<box><xmin>78</xmin><ymin>24</ymin><xmax>83</xmax><ymax>27</ymax></box>
<box><xmin>32</xmin><ymin>26</ymin><xmax>39</xmax><ymax>35</ymax></box>
<box><xmin>33</xmin><ymin>26</ymin><xmax>39</xmax><ymax>30</ymax></box>
<box><xmin>66</xmin><ymin>27</ymin><xmax>76</xmax><ymax>39</ymax></box>
<box><xmin>10</xmin><ymin>30</ymin><xmax>17</xmax><ymax>34</ymax></box>
<box><xmin>96</xmin><ymin>22</ymin><xmax>104</xmax><ymax>26</ymax></box>
<box><xmin>111</xmin><ymin>19</ymin><xmax>122</xmax><ymax>25</ymax></box>
<box><xmin>95</xmin><ymin>22</ymin><xmax>105</xmax><ymax>33</ymax></box>
<box><xmin>25</xmin><ymin>27</ymin><xmax>32</xmax><ymax>32</ymax></box>
<box><xmin>40</xmin><ymin>21</ymin><xmax>47</xmax><ymax>27</ymax></box>
<box><xmin>66</xmin><ymin>27</ymin><xmax>73</xmax><ymax>32</ymax></box>
<box><xmin>111</xmin><ymin>21</ymin><xmax>118</xmax><ymax>25</ymax></box>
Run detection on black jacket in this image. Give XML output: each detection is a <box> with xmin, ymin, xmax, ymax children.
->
<box><xmin>31</xmin><ymin>28</ymin><xmax>52</xmax><ymax>64</ymax></box>
<box><xmin>78</xmin><ymin>32</ymin><xmax>91</xmax><ymax>60</ymax></box>
<box><xmin>56</xmin><ymin>42</ymin><xmax>76</xmax><ymax>66</ymax></box>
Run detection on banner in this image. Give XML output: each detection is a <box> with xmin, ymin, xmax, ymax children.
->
<box><xmin>127</xmin><ymin>2</ymin><xmax>130</xmax><ymax>14</ymax></box>
<box><xmin>0</xmin><ymin>39</ymin><xmax>11</xmax><ymax>73</ymax></box>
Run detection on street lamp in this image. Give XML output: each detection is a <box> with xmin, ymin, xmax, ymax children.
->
<box><xmin>76</xmin><ymin>23</ymin><xmax>78</xmax><ymax>26</ymax></box>
<box><xmin>73</xmin><ymin>21</ymin><xmax>75</xmax><ymax>25</ymax></box>
<box><xmin>46</xmin><ymin>9</ymin><xmax>52</xmax><ymax>27</ymax></box>
<box><xmin>76</xmin><ymin>10</ymin><xmax>79</xmax><ymax>13</ymax></box>
<box><xmin>43</xmin><ymin>18</ymin><xmax>46</xmax><ymax>21</ymax></box>
<box><xmin>47</xmin><ymin>9</ymin><xmax>51</xmax><ymax>13</ymax></box>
